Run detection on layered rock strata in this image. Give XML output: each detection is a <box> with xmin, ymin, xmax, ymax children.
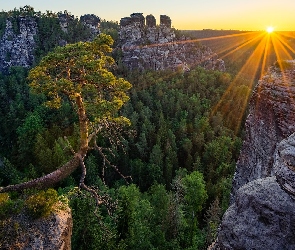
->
<box><xmin>119</xmin><ymin>13</ymin><xmax>225</xmax><ymax>71</ymax></box>
<box><xmin>210</xmin><ymin>61</ymin><xmax>295</xmax><ymax>249</ymax></box>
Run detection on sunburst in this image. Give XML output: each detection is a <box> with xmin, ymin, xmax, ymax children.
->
<box><xmin>184</xmin><ymin>28</ymin><xmax>295</xmax><ymax>134</ymax></box>
<box><xmin>140</xmin><ymin>27</ymin><xmax>295</xmax><ymax>133</ymax></box>
<box><xmin>266</xmin><ymin>26</ymin><xmax>274</xmax><ymax>34</ymax></box>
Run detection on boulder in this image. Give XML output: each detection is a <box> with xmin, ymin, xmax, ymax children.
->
<box><xmin>211</xmin><ymin>177</ymin><xmax>295</xmax><ymax>250</ymax></box>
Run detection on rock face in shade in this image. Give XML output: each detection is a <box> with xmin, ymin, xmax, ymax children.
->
<box><xmin>0</xmin><ymin>204</ymin><xmax>72</xmax><ymax>250</ymax></box>
<box><xmin>210</xmin><ymin>177</ymin><xmax>295</xmax><ymax>250</ymax></box>
<box><xmin>119</xmin><ymin>13</ymin><xmax>225</xmax><ymax>72</ymax></box>
<box><xmin>209</xmin><ymin>61</ymin><xmax>295</xmax><ymax>250</ymax></box>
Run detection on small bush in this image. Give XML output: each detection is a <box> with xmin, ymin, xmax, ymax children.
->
<box><xmin>0</xmin><ymin>193</ymin><xmax>9</xmax><ymax>205</ymax></box>
<box><xmin>0</xmin><ymin>193</ymin><xmax>23</xmax><ymax>219</ymax></box>
<box><xmin>25</xmin><ymin>188</ymin><xmax>58</xmax><ymax>218</ymax></box>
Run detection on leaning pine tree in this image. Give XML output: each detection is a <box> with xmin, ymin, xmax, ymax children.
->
<box><xmin>0</xmin><ymin>34</ymin><xmax>132</xmax><ymax>205</ymax></box>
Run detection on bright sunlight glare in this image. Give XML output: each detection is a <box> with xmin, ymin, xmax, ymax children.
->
<box><xmin>266</xmin><ymin>26</ymin><xmax>274</xmax><ymax>33</ymax></box>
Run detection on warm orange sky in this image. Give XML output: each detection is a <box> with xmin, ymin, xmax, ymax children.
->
<box><xmin>2</xmin><ymin>0</ymin><xmax>295</xmax><ymax>31</ymax></box>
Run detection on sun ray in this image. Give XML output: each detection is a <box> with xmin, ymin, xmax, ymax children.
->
<box><xmin>220</xmin><ymin>32</ymin><xmax>265</xmax><ymax>59</ymax></box>
<box><xmin>271</xmin><ymin>33</ymin><xmax>293</xmax><ymax>81</ymax></box>
<box><xmin>195</xmin><ymin>32</ymin><xmax>261</xmax><ymax>56</ymax></box>
<box><xmin>278</xmin><ymin>31</ymin><xmax>295</xmax><ymax>40</ymax></box>
<box><xmin>271</xmin><ymin>33</ymin><xmax>293</xmax><ymax>86</ymax></box>
<box><xmin>273</xmin><ymin>35</ymin><xmax>293</xmax><ymax>61</ymax></box>
<box><xmin>273</xmin><ymin>33</ymin><xmax>295</xmax><ymax>55</ymax></box>
<box><xmin>126</xmin><ymin>28</ymin><xmax>295</xmax><ymax>135</ymax></box>
<box><xmin>260</xmin><ymin>33</ymin><xmax>271</xmax><ymax>78</ymax></box>
<box><xmin>211</xmin><ymin>34</ymin><xmax>269</xmax><ymax>133</ymax></box>
<box><xmin>195</xmin><ymin>31</ymin><xmax>260</xmax><ymax>42</ymax></box>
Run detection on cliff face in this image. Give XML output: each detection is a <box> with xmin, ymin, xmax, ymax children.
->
<box><xmin>0</xmin><ymin>13</ymin><xmax>100</xmax><ymax>72</ymax></box>
<box><xmin>0</xmin><ymin>11</ymin><xmax>224</xmax><ymax>73</ymax></box>
<box><xmin>119</xmin><ymin>13</ymin><xmax>225</xmax><ymax>72</ymax></box>
<box><xmin>210</xmin><ymin>61</ymin><xmax>295</xmax><ymax>249</ymax></box>
<box><xmin>232</xmin><ymin>62</ymin><xmax>295</xmax><ymax>197</ymax></box>
<box><xmin>0</xmin><ymin>17</ymin><xmax>37</xmax><ymax>71</ymax></box>
<box><xmin>0</xmin><ymin>204</ymin><xmax>72</xmax><ymax>249</ymax></box>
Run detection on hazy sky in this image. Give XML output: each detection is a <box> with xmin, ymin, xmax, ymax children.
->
<box><xmin>1</xmin><ymin>0</ymin><xmax>295</xmax><ymax>31</ymax></box>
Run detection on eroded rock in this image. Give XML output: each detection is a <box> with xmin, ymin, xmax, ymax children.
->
<box><xmin>232</xmin><ymin>63</ymin><xmax>295</xmax><ymax>199</ymax></box>
<box><xmin>0</xmin><ymin>12</ymin><xmax>100</xmax><ymax>72</ymax></box>
<box><xmin>211</xmin><ymin>177</ymin><xmax>295</xmax><ymax>250</ymax></box>
<box><xmin>274</xmin><ymin>132</ymin><xmax>295</xmax><ymax>196</ymax></box>
<box><xmin>0</xmin><ymin>204</ymin><xmax>72</xmax><ymax>250</ymax></box>
<box><xmin>0</xmin><ymin>17</ymin><xmax>37</xmax><ymax>71</ymax></box>
<box><xmin>119</xmin><ymin>13</ymin><xmax>225</xmax><ymax>72</ymax></box>
<box><xmin>211</xmin><ymin>62</ymin><xmax>295</xmax><ymax>250</ymax></box>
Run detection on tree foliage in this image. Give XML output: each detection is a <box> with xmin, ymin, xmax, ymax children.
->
<box><xmin>0</xmin><ymin>10</ymin><xmax>254</xmax><ymax>248</ymax></box>
<box><xmin>0</xmin><ymin>34</ymin><xmax>131</xmax><ymax>194</ymax></box>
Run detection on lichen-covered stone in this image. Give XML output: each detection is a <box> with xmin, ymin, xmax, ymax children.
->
<box><xmin>0</xmin><ymin>203</ymin><xmax>72</xmax><ymax>250</ymax></box>
<box><xmin>0</xmin><ymin>17</ymin><xmax>37</xmax><ymax>72</ymax></box>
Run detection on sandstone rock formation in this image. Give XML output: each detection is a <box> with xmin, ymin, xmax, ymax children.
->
<box><xmin>0</xmin><ymin>17</ymin><xmax>37</xmax><ymax>72</ymax></box>
<box><xmin>210</xmin><ymin>61</ymin><xmax>295</xmax><ymax>249</ymax></box>
<box><xmin>119</xmin><ymin>13</ymin><xmax>225</xmax><ymax>72</ymax></box>
<box><xmin>0</xmin><ymin>12</ymin><xmax>100</xmax><ymax>72</ymax></box>
<box><xmin>210</xmin><ymin>177</ymin><xmax>295</xmax><ymax>250</ymax></box>
<box><xmin>232</xmin><ymin>61</ymin><xmax>295</xmax><ymax>198</ymax></box>
<box><xmin>80</xmin><ymin>14</ymin><xmax>101</xmax><ymax>36</ymax></box>
<box><xmin>0</xmin><ymin>204</ymin><xmax>72</xmax><ymax>249</ymax></box>
<box><xmin>58</xmin><ymin>11</ymin><xmax>75</xmax><ymax>32</ymax></box>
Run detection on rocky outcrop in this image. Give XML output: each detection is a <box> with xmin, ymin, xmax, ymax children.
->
<box><xmin>80</xmin><ymin>14</ymin><xmax>100</xmax><ymax>36</ymax></box>
<box><xmin>58</xmin><ymin>12</ymin><xmax>100</xmax><ymax>36</ymax></box>
<box><xmin>0</xmin><ymin>11</ymin><xmax>100</xmax><ymax>72</ymax></box>
<box><xmin>210</xmin><ymin>177</ymin><xmax>295</xmax><ymax>250</ymax></box>
<box><xmin>58</xmin><ymin>11</ymin><xmax>75</xmax><ymax>32</ymax></box>
<box><xmin>0</xmin><ymin>204</ymin><xmax>72</xmax><ymax>249</ymax></box>
<box><xmin>210</xmin><ymin>61</ymin><xmax>295</xmax><ymax>249</ymax></box>
<box><xmin>119</xmin><ymin>13</ymin><xmax>225</xmax><ymax>72</ymax></box>
<box><xmin>232</xmin><ymin>61</ymin><xmax>295</xmax><ymax>198</ymax></box>
<box><xmin>0</xmin><ymin>17</ymin><xmax>38</xmax><ymax>71</ymax></box>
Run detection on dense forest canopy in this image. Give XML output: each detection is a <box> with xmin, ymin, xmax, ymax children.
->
<box><xmin>0</xmin><ymin>6</ymin><xmax>257</xmax><ymax>250</ymax></box>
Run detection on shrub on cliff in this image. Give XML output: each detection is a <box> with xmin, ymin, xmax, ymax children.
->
<box><xmin>25</xmin><ymin>188</ymin><xmax>58</xmax><ymax>218</ymax></box>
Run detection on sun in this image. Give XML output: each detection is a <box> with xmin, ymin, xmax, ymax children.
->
<box><xmin>266</xmin><ymin>26</ymin><xmax>274</xmax><ymax>33</ymax></box>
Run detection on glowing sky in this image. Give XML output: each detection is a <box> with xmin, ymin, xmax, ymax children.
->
<box><xmin>1</xmin><ymin>0</ymin><xmax>295</xmax><ymax>31</ymax></box>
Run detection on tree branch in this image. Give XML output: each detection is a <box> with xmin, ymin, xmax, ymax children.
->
<box><xmin>78</xmin><ymin>154</ymin><xmax>103</xmax><ymax>206</ymax></box>
<box><xmin>0</xmin><ymin>152</ymin><xmax>84</xmax><ymax>193</ymax></box>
